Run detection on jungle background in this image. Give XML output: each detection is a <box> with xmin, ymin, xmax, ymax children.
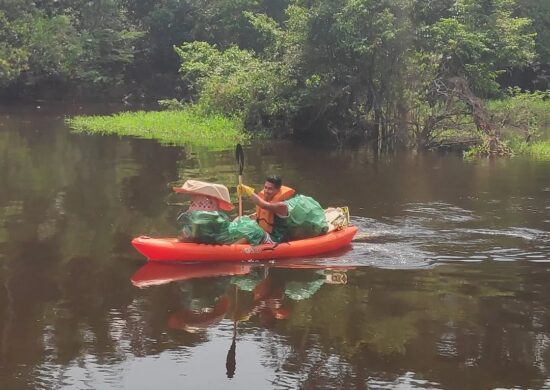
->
<box><xmin>1</xmin><ymin>0</ymin><xmax>549</xmax><ymax>152</ymax></box>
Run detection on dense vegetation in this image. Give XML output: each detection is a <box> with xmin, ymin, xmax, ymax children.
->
<box><xmin>2</xmin><ymin>0</ymin><xmax>549</xmax><ymax>155</ymax></box>
<box><xmin>67</xmin><ymin>108</ymin><xmax>247</xmax><ymax>149</ymax></box>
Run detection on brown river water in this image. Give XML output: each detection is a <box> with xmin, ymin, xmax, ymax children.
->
<box><xmin>0</xmin><ymin>105</ymin><xmax>549</xmax><ymax>389</ymax></box>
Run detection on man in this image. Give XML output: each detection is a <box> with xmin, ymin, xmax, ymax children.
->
<box><xmin>238</xmin><ymin>176</ymin><xmax>328</xmax><ymax>243</ymax></box>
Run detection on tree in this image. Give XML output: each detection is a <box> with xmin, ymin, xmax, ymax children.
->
<box><xmin>175</xmin><ymin>41</ymin><xmax>293</xmax><ymax>130</ymax></box>
<box><xmin>422</xmin><ymin>0</ymin><xmax>535</xmax><ymax>96</ymax></box>
<box><xmin>0</xmin><ymin>10</ymin><xmax>29</xmax><ymax>87</ymax></box>
<box><xmin>408</xmin><ymin>0</ymin><xmax>536</xmax><ymax>154</ymax></box>
<box><xmin>0</xmin><ymin>0</ymin><xmax>143</xmax><ymax>98</ymax></box>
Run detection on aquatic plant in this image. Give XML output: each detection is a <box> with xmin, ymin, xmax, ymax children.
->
<box><xmin>66</xmin><ymin>107</ymin><xmax>248</xmax><ymax>149</ymax></box>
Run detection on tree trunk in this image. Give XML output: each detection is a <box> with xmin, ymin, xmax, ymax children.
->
<box><xmin>447</xmin><ymin>77</ymin><xmax>511</xmax><ymax>157</ymax></box>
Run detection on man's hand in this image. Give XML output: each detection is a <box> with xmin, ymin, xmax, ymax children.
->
<box><xmin>237</xmin><ymin>184</ymin><xmax>255</xmax><ymax>197</ymax></box>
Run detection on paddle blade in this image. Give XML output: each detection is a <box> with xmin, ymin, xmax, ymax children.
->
<box><xmin>235</xmin><ymin>144</ymin><xmax>244</xmax><ymax>175</ymax></box>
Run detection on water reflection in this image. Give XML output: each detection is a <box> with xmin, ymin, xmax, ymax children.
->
<box><xmin>122</xmin><ymin>260</ymin><xmax>550</xmax><ymax>389</ymax></box>
<box><xmin>131</xmin><ymin>262</ymin><xmax>252</xmax><ymax>288</ymax></box>
<box><xmin>130</xmin><ymin>261</ymin><xmax>354</xmax><ymax>379</ymax></box>
<box><xmin>131</xmin><ymin>261</ymin><xmax>354</xmax><ymax>327</ymax></box>
<box><xmin>1</xmin><ymin>106</ymin><xmax>550</xmax><ymax>389</ymax></box>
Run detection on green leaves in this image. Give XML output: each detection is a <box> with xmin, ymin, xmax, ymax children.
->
<box><xmin>0</xmin><ymin>10</ymin><xmax>29</xmax><ymax>86</ymax></box>
<box><xmin>175</xmin><ymin>40</ymin><xmax>293</xmax><ymax>130</ymax></box>
<box><xmin>0</xmin><ymin>0</ymin><xmax>144</xmax><ymax>93</ymax></box>
<box><xmin>170</xmin><ymin>0</ymin><xmax>540</xmax><ymax>149</ymax></box>
<box><xmin>424</xmin><ymin>0</ymin><xmax>536</xmax><ymax>96</ymax></box>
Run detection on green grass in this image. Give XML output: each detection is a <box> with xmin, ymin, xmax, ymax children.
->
<box><xmin>461</xmin><ymin>93</ymin><xmax>550</xmax><ymax>160</ymax></box>
<box><xmin>507</xmin><ymin>138</ymin><xmax>550</xmax><ymax>160</ymax></box>
<box><xmin>66</xmin><ymin>107</ymin><xmax>249</xmax><ymax>149</ymax></box>
<box><xmin>486</xmin><ymin>96</ymin><xmax>550</xmax><ymax>129</ymax></box>
<box><xmin>463</xmin><ymin>144</ymin><xmax>485</xmax><ymax>160</ymax></box>
<box><xmin>464</xmin><ymin>138</ymin><xmax>550</xmax><ymax>160</ymax></box>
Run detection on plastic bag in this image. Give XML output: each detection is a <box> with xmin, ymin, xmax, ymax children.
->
<box><xmin>230</xmin><ymin>273</ymin><xmax>263</xmax><ymax>291</ymax></box>
<box><xmin>228</xmin><ymin>216</ymin><xmax>266</xmax><ymax>246</ymax></box>
<box><xmin>177</xmin><ymin>210</ymin><xmax>235</xmax><ymax>244</ymax></box>
<box><xmin>284</xmin><ymin>194</ymin><xmax>329</xmax><ymax>241</ymax></box>
<box><xmin>284</xmin><ymin>279</ymin><xmax>325</xmax><ymax>300</ymax></box>
<box><xmin>324</xmin><ymin>206</ymin><xmax>350</xmax><ymax>232</ymax></box>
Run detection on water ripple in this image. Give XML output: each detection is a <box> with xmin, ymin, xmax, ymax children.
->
<box><xmin>367</xmin><ymin>371</ymin><xmax>442</xmax><ymax>389</ymax></box>
<box><xmin>350</xmin><ymin>201</ymin><xmax>550</xmax><ymax>266</ymax></box>
<box><xmin>347</xmin><ymin>217</ymin><xmax>435</xmax><ymax>269</ymax></box>
<box><xmin>403</xmin><ymin>202</ymin><xmax>479</xmax><ymax>223</ymax></box>
<box><xmin>455</xmin><ymin>227</ymin><xmax>549</xmax><ymax>242</ymax></box>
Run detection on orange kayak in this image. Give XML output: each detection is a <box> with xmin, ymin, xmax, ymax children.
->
<box><xmin>132</xmin><ymin>226</ymin><xmax>357</xmax><ymax>262</ymax></box>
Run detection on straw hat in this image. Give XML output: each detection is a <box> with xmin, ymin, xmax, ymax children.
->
<box><xmin>167</xmin><ymin>296</ymin><xmax>230</xmax><ymax>333</ymax></box>
<box><xmin>173</xmin><ymin>179</ymin><xmax>234</xmax><ymax>211</ymax></box>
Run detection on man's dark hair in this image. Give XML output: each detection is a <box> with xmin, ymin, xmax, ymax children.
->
<box><xmin>266</xmin><ymin>175</ymin><xmax>282</xmax><ymax>189</ymax></box>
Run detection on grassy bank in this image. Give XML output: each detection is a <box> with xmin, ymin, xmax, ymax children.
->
<box><xmin>463</xmin><ymin>92</ymin><xmax>550</xmax><ymax>159</ymax></box>
<box><xmin>506</xmin><ymin>138</ymin><xmax>550</xmax><ymax>159</ymax></box>
<box><xmin>486</xmin><ymin>94</ymin><xmax>550</xmax><ymax>131</ymax></box>
<box><xmin>66</xmin><ymin>108</ymin><xmax>248</xmax><ymax>149</ymax></box>
<box><xmin>464</xmin><ymin>138</ymin><xmax>550</xmax><ymax>160</ymax></box>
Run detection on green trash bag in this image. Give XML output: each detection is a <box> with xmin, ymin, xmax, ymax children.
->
<box><xmin>284</xmin><ymin>279</ymin><xmax>326</xmax><ymax>301</ymax></box>
<box><xmin>284</xmin><ymin>194</ymin><xmax>329</xmax><ymax>241</ymax></box>
<box><xmin>177</xmin><ymin>210</ymin><xmax>235</xmax><ymax>244</ymax></box>
<box><xmin>228</xmin><ymin>216</ymin><xmax>266</xmax><ymax>246</ymax></box>
<box><xmin>230</xmin><ymin>274</ymin><xmax>263</xmax><ymax>291</ymax></box>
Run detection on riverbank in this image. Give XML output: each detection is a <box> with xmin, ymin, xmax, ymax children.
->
<box><xmin>465</xmin><ymin>93</ymin><xmax>550</xmax><ymax>159</ymax></box>
<box><xmin>65</xmin><ymin>94</ymin><xmax>550</xmax><ymax>159</ymax></box>
<box><xmin>432</xmin><ymin>93</ymin><xmax>550</xmax><ymax>159</ymax></box>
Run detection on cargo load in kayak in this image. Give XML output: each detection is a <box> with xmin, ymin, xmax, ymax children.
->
<box><xmin>132</xmin><ymin>226</ymin><xmax>357</xmax><ymax>262</ymax></box>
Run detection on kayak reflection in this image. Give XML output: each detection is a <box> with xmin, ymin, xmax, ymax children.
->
<box><xmin>130</xmin><ymin>261</ymin><xmax>354</xmax><ymax>327</ymax></box>
<box><xmin>130</xmin><ymin>261</ymin><xmax>354</xmax><ymax>378</ymax></box>
<box><xmin>130</xmin><ymin>262</ymin><xmax>252</xmax><ymax>288</ymax></box>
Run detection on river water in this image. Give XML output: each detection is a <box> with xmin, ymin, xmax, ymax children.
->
<box><xmin>0</xmin><ymin>105</ymin><xmax>549</xmax><ymax>389</ymax></box>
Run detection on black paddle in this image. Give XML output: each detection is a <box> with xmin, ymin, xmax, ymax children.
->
<box><xmin>235</xmin><ymin>144</ymin><xmax>245</xmax><ymax>217</ymax></box>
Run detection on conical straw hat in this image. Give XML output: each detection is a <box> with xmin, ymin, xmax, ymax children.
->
<box><xmin>173</xmin><ymin>179</ymin><xmax>234</xmax><ymax>211</ymax></box>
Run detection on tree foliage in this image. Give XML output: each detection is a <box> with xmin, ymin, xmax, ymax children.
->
<box><xmin>175</xmin><ymin>41</ymin><xmax>293</xmax><ymax>130</ymax></box>
<box><xmin>423</xmin><ymin>0</ymin><xmax>535</xmax><ymax>95</ymax></box>
<box><xmin>0</xmin><ymin>0</ymin><xmax>143</xmax><ymax>96</ymax></box>
<box><xmin>0</xmin><ymin>10</ymin><xmax>29</xmax><ymax>86</ymax></box>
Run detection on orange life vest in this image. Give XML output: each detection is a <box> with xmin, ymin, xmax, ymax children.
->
<box><xmin>256</xmin><ymin>185</ymin><xmax>296</xmax><ymax>233</ymax></box>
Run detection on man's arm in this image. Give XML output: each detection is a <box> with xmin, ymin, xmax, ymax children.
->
<box><xmin>249</xmin><ymin>194</ymin><xmax>288</xmax><ymax>217</ymax></box>
<box><xmin>237</xmin><ymin>184</ymin><xmax>289</xmax><ymax>217</ymax></box>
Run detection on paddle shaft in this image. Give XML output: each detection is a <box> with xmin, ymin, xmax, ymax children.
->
<box><xmin>238</xmin><ymin>174</ymin><xmax>243</xmax><ymax>217</ymax></box>
<box><xmin>235</xmin><ymin>144</ymin><xmax>245</xmax><ymax>217</ymax></box>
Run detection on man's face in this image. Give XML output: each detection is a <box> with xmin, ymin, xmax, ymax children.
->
<box><xmin>263</xmin><ymin>181</ymin><xmax>279</xmax><ymax>201</ymax></box>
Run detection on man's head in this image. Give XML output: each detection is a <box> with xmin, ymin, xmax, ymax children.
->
<box><xmin>263</xmin><ymin>175</ymin><xmax>282</xmax><ymax>201</ymax></box>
